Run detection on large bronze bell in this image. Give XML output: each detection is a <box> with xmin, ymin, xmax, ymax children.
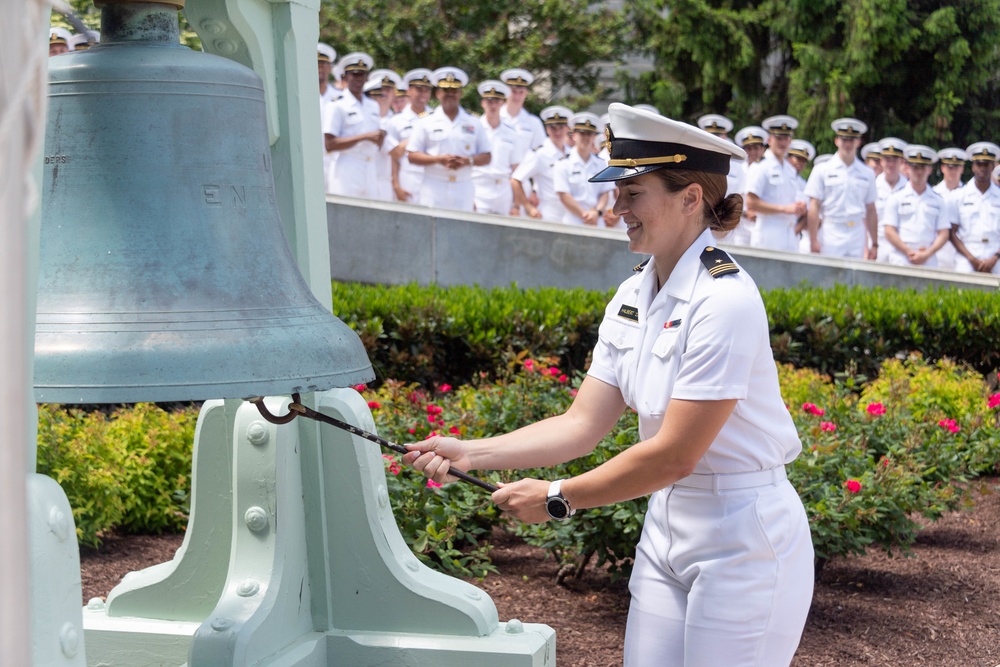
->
<box><xmin>36</xmin><ymin>1</ymin><xmax>373</xmax><ymax>403</ymax></box>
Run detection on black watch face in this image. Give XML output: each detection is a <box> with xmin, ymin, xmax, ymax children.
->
<box><xmin>547</xmin><ymin>497</ymin><xmax>569</xmax><ymax>519</ymax></box>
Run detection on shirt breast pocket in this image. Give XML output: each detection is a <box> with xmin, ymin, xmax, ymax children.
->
<box><xmin>645</xmin><ymin>329</ymin><xmax>682</xmax><ymax>418</ymax></box>
<box><xmin>598</xmin><ymin>318</ymin><xmax>640</xmax><ymax>398</ymax></box>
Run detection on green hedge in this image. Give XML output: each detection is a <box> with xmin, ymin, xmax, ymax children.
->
<box><xmin>37</xmin><ymin>403</ymin><xmax>198</xmax><ymax>547</ymax></box>
<box><xmin>332</xmin><ymin>281</ymin><xmax>1000</xmax><ymax>387</ymax></box>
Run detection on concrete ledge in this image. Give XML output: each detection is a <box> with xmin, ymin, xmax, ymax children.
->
<box><xmin>326</xmin><ymin>196</ymin><xmax>1000</xmax><ymax>294</ymax></box>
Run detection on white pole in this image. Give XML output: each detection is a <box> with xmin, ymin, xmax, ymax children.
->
<box><xmin>0</xmin><ymin>0</ymin><xmax>50</xmax><ymax>664</ymax></box>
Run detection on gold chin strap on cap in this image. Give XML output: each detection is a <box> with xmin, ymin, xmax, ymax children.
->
<box><xmin>608</xmin><ymin>154</ymin><xmax>688</xmax><ymax>168</ymax></box>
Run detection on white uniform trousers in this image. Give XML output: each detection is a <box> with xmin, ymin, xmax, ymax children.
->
<box><xmin>820</xmin><ymin>218</ymin><xmax>866</xmax><ymax>258</ymax></box>
<box><xmin>397</xmin><ymin>165</ymin><xmax>425</xmax><ymax>205</ymax></box>
<box><xmin>419</xmin><ymin>173</ymin><xmax>475</xmax><ymax>212</ymax></box>
<box><xmin>624</xmin><ymin>473</ymin><xmax>814</xmax><ymax>667</ymax></box>
<box><xmin>474</xmin><ymin>176</ymin><xmax>514</xmax><ymax>215</ymax></box>
<box><xmin>954</xmin><ymin>241</ymin><xmax>1000</xmax><ymax>274</ymax></box>
<box><xmin>750</xmin><ymin>214</ymin><xmax>798</xmax><ymax>252</ymax></box>
<box><xmin>328</xmin><ymin>152</ymin><xmax>378</xmax><ymax>199</ymax></box>
<box><xmin>539</xmin><ymin>200</ymin><xmax>567</xmax><ymax>223</ymax></box>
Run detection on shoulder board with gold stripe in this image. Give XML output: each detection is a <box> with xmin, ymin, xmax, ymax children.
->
<box><xmin>633</xmin><ymin>258</ymin><xmax>649</xmax><ymax>272</ymax></box>
<box><xmin>700</xmin><ymin>246</ymin><xmax>739</xmax><ymax>278</ymax></box>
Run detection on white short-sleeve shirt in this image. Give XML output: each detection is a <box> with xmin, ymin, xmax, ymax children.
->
<box><xmin>587</xmin><ymin>229</ymin><xmax>801</xmax><ymax>474</ymax></box>
<box><xmin>803</xmin><ymin>153</ymin><xmax>877</xmax><ymax>222</ymax></box>
<box><xmin>407</xmin><ymin>106</ymin><xmax>492</xmax><ymax>181</ymax></box>
<box><xmin>511</xmin><ymin>138</ymin><xmax>570</xmax><ymax>220</ymax></box>
<box><xmin>552</xmin><ymin>150</ymin><xmax>615</xmax><ymax>225</ymax></box>
<box><xmin>947</xmin><ymin>180</ymin><xmax>1000</xmax><ymax>254</ymax></box>
<box><xmin>501</xmin><ymin>106</ymin><xmax>546</xmax><ymax>152</ymax></box>
<box><xmin>882</xmin><ymin>183</ymin><xmax>948</xmax><ymax>265</ymax></box>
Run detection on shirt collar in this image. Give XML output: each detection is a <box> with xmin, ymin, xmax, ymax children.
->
<box><xmin>636</xmin><ymin>228</ymin><xmax>715</xmax><ymax>307</ymax></box>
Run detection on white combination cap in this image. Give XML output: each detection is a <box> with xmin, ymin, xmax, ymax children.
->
<box><xmin>540</xmin><ymin>106</ymin><xmax>573</xmax><ymax>125</ymax></box>
<box><xmin>500</xmin><ymin>68</ymin><xmax>534</xmax><ymax>87</ymax></box>
<box><xmin>878</xmin><ymin>137</ymin><xmax>907</xmax><ymax>158</ymax></box>
<box><xmin>788</xmin><ymin>139</ymin><xmax>816</xmax><ymax>161</ymax></box>
<box><xmin>734</xmin><ymin>126</ymin><xmax>767</xmax><ymax>147</ymax></box>
<box><xmin>69</xmin><ymin>32</ymin><xmax>98</xmax><ymax>50</ymax></box>
<box><xmin>697</xmin><ymin>114</ymin><xmax>734</xmax><ymax>135</ymax></box>
<box><xmin>831</xmin><ymin>118</ymin><xmax>867</xmax><ymax>137</ymax></box>
<box><xmin>590</xmin><ymin>103</ymin><xmax>746</xmax><ymax>183</ymax></box>
<box><xmin>431</xmin><ymin>67</ymin><xmax>468</xmax><ymax>89</ymax></box>
<box><xmin>904</xmin><ymin>145</ymin><xmax>938</xmax><ymax>165</ymax></box>
<box><xmin>477</xmin><ymin>80</ymin><xmax>511</xmax><ymax>99</ymax></box>
<box><xmin>860</xmin><ymin>142</ymin><xmax>882</xmax><ymax>160</ymax></box>
<box><xmin>369</xmin><ymin>69</ymin><xmax>403</xmax><ymax>90</ymax></box>
<box><xmin>338</xmin><ymin>52</ymin><xmax>374</xmax><ymax>73</ymax></box>
<box><xmin>937</xmin><ymin>147</ymin><xmax>967</xmax><ymax>165</ymax></box>
<box><xmin>317</xmin><ymin>43</ymin><xmax>336</xmax><ymax>64</ymax></box>
<box><xmin>762</xmin><ymin>115</ymin><xmax>798</xmax><ymax>135</ymax></box>
<box><xmin>50</xmin><ymin>27</ymin><xmax>73</xmax><ymax>47</ymax></box>
<box><xmin>966</xmin><ymin>142</ymin><xmax>1000</xmax><ymax>162</ymax></box>
<box><xmin>363</xmin><ymin>79</ymin><xmax>385</xmax><ymax>95</ymax></box>
<box><xmin>814</xmin><ymin>153</ymin><xmax>833</xmax><ymax>166</ymax></box>
<box><xmin>570</xmin><ymin>112</ymin><xmax>601</xmax><ymax>133</ymax></box>
<box><xmin>403</xmin><ymin>68</ymin><xmax>434</xmax><ymax>87</ymax></box>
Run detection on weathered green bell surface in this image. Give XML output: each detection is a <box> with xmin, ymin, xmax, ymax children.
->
<box><xmin>35</xmin><ymin>4</ymin><xmax>374</xmax><ymax>404</ymax></box>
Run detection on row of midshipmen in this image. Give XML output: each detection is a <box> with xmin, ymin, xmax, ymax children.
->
<box><xmin>694</xmin><ymin>113</ymin><xmax>1000</xmax><ymax>274</ymax></box>
<box><xmin>49</xmin><ymin>26</ymin><xmax>100</xmax><ymax>54</ymax></box>
<box><xmin>318</xmin><ymin>46</ymin><xmax>630</xmax><ymax>229</ymax></box>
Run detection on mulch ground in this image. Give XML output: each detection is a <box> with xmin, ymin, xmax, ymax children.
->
<box><xmin>81</xmin><ymin>477</ymin><xmax>1000</xmax><ymax>666</ymax></box>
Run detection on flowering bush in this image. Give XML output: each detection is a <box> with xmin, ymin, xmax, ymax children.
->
<box><xmin>787</xmin><ymin>357</ymin><xmax>1000</xmax><ymax>569</ymax></box>
<box><xmin>367</xmin><ymin>356</ymin><xmax>1000</xmax><ymax>579</ymax></box>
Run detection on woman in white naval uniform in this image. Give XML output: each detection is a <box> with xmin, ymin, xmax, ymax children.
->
<box><xmin>405</xmin><ymin>104</ymin><xmax>814</xmax><ymax>667</ymax></box>
<box><xmin>553</xmin><ymin>112</ymin><xmax>616</xmax><ymax>226</ymax></box>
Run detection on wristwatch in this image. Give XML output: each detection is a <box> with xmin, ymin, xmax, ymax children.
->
<box><xmin>545</xmin><ymin>479</ymin><xmax>575</xmax><ymax>521</ymax></box>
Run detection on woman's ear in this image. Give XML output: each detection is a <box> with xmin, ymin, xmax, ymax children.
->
<box><xmin>682</xmin><ymin>183</ymin><xmax>703</xmax><ymax>216</ymax></box>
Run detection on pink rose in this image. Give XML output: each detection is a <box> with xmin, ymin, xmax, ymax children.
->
<box><xmin>449</xmin><ymin>426</ymin><xmax>461</xmax><ymax>435</ymax></box>
<box><xmin>524</xmin><ymin>359</ymin><xmax>535</xmax><ymax>372</ymax></box>
<box><xmin>820</xmin><ymin>421</ymin><xmax>836</xmax><ymax>432</ymax></box>
<box><xmin>844</xmin><ymin>479</ymin><xmax>862</xmax><ymax>493</ymax></box>
<box><xmin>802</xmin><ymin>403</ymin><xmax>825</xmax><ymax>416</ymax></box>
<box><xmin>438</xmin><ymin>383</ymin><xmax>453</xmax><ymax>393</ymax></box>
<box><xmin>558</xmin><ymin>374</ymin><xmax>569</xmax><ymax>383</ymax></box>
<box><xmin>866</xmin><ymin>402</ymin><xmax>886</xmax><ymax>416</ymax></box>
<box><xmin>352</xmin><ymin>384</ymin><xmax>367</xmax><ymax>392</ymax></box>
<box><xmin>426</xmin><ymin>479</ymin><xmax>442</xmax><ymax>489</ymax></box>
<box><xmin>367</xmin><ymin>401</ymin><xmax>381</xmax><ymax>410</ymax></box>
<box><xmin>988</xmin><ymin>393</ymin><xmax>1000</xmax><ymax>409</ymax></box>
<box><xmin>938</xmin><ymin>418</ymin><xmax>960</xmax><ymax>433</ymax></box>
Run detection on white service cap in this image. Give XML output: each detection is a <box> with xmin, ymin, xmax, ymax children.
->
<box><xmin>591</xmin><ymin>103</ymin><xmax>746</xmax><ymax>183</ymax></box>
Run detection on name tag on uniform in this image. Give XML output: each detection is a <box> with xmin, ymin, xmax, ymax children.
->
<box><xmin>462</xmin><ymin>124</ymin><xmax>475</xmax><ymax>134</ymax></box>
<box><xmin>617</xmin><ymin>304</ymin><xmax>639</xmax><ymax>322</ymax></box>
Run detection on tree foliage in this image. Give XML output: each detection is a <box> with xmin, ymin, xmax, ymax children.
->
<box><xmin>318</xmin><ymin>0</ymin><xmax>627</xmax><ymax>111</ymax></box>
<box><xmin>625</xmin><ymin>0</ymin><xmax>1000</xmax><ymax>153</ymax></box>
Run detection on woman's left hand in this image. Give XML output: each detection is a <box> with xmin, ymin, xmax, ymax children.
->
<box><xmin>491</xmin><ymin>478</ymin><xmax>553</xmax><ymax>524</ymax></box>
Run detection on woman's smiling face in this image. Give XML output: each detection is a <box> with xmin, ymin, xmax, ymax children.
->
<box><xmin>613</xmin><ymin>172</ymin><xmax>692</xmax><ymax>256</ymax></box>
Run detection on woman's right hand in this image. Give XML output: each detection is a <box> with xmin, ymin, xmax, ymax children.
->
<box><xmin>403</xmin><ymin>436</ymin><xmax>472</xmax><ymax>485</ymax></box>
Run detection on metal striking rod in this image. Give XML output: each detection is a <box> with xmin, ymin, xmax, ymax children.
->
<box><xmin>249</xmin><ymin>395</ymin><xmax>499</xmax><ymax>493</ymax></box>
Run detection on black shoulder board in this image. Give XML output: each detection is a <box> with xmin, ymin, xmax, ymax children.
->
<box><xmin>633</xmin><ymin>258</ymin><xmax>650</xmax><ymax>272</ymax></box>
<box><xmin>700</xmin><ymin>246</ymin><xmax>739</xmax><ymax>278</ymax></box>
